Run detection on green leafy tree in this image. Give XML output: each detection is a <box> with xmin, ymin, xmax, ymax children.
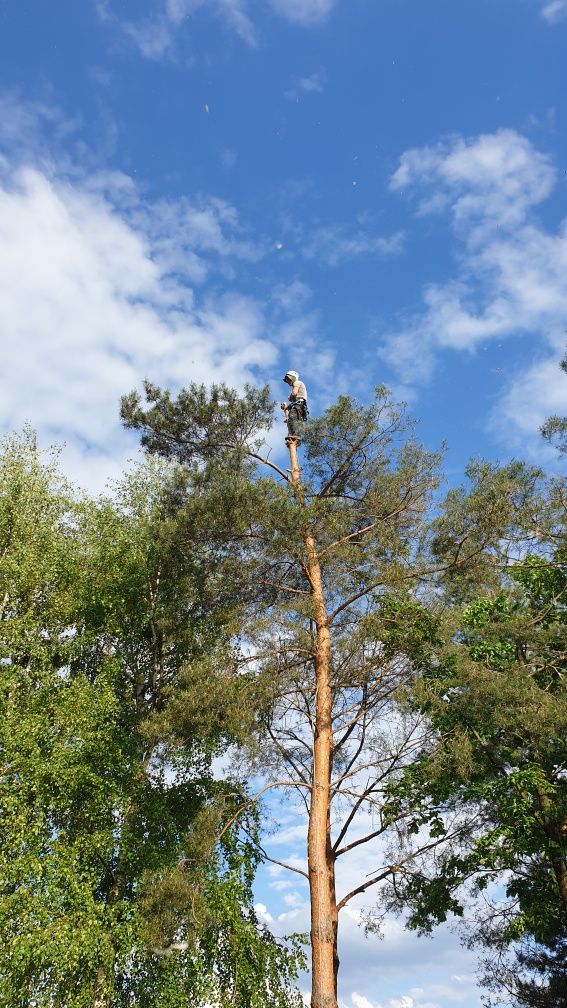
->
<box><xmin>0</xmin><ymin>431</ymin><xmax>304</xmax><ymax>1008</ymax></box>
<box><xmin>121</xmin><ymin>381</ymin><xmax>534</xmax><ymax>1008</ymax></box>
<box><xmin>379</xmin><ymin>473</ymin><xmax>567</xmax><ymax>1004</ymax></box>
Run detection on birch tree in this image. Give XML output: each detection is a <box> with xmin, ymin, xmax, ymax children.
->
<box><xmin>0</xmin><ymin>432</ymin><xmax>303</xmax><ymax>1008</ymax></box>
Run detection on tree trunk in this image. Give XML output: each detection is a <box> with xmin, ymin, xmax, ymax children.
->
<box><xmin>91</xmin><ymin>813</ymin><xmax>130</xmax><ymax>1008</ymax></box>
<box><xmin>551</xmin><ymin>853</ymin><xmax>567</xmax><ymax>911</ymax></box>
<box><xmin>535</xmin><ymin>787</ymin><xmax>567</xmax><ymax>912</ymax></box>
<box><xmin>288</xmin><ymin>440</ymin><xmax>339</xmax><ymax>1008</ymax></box>
<box><xmin>92</xmin><ymin>965</ymin><xmax>108</xmax><ymax>1008</ymax></box>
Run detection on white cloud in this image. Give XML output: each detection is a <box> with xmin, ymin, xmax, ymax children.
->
<box><xmin>541</xmin><ymin>0</ymin><xmax>567</xmax><ymax>22</ymax></box>
<box><xmin>285</xmin><ymin>71</ymin><xmax>326</xmax><ymax>101</ymax></box>
<box><xmin>490</xmin><ymin>355</ymin><xmax>567</xmax><ymax>459</ymax></box>
<box><xmin>0</xmin><ymin>98</ymin><xmax>328</xmax><ymax>491</ymax></box>
<box><xmin>298</xmin><ymin>72</ymin><xmax>325</xmax><ymax>93</ymax></box>
<box><xmin>254</xmin><ymin>902</ymin><xmax>274</xmax><ymax>923</ymax></box>
<box><xmin>0</xmin><ymin>93</ymin><xmax>70</xmax><ymax>149</ymax></box>
<box><xmin>97</xmin><ymin>0</ymin><xmax>257</xmax><ymax>58</ymax></box>
<box><xmin>0</xmin><ymin>91</ymin><xmax>85</xmax><ymax>171</ymax></box>
<box><xmin>122</xmin><ymin>15</ymin><xmax>180</xmax><ymax>59</ymax></box>
<box><xmin>277</xmin><ymin>207</ymin><xmax>404</xmax><ymax>269</ymax></box>
<box><xmin>221</xmin><ymin>147</ymin><xmax>238</xmax><ymax>170</ymax></box>
<box><xmin>97</xmin><ymin>0</ymin><xmax>338</xmax><ymax>58</ymax></box>
<box><xmin>268</xmin><ymin>821</ymin><xmax>309</xmax><ymax>845</ymax></box>
<box><xmin>270</xmin><ymin>878</ymin><xmax>294</xmax><ymax>891</ymax></box>
<box><xmin>352</xmin><ymin>994</ymin><xmax>380</xmax><ymax>1008</ymax></box>
<box><xmin>390</xmin><ymin>129</ymin><xmax>555</xmax><ymax>234</ymax></box>
<box><xmin>0</xmin><ymin>163</ymin><xmax>277</xmax><ymax>489</ymax></box>
<box><xmin>349</xmin><ymin>988</ymin><xmax>457</xmax><ymax>1008</ymax></box>
<box><xmin>283</xmin><ymin>890</ymin><xmax>306</xmax><ymax>907</ymax></box>
<box><xmin>211</xmin><ymin>0</ymin><xmax>257</xmax><ymax>44</ymax></box>
<box><xmin>271</xmin><ymin>280</ymin><xmax>312</xmax><ymax>313</ymax></box>
<box><xmin>302</xmin><ymin>225</ymin><xmax>404</xmax><ymax>267</ymax></box>
<box><xmin>130</xmin><ymin>190</ymin><xmax>264</xmax><ymax>278</ymax></box>
<box><xmin>383</xmin><ymin>128</ymin><xmax>567</xmax><ymax>454</ymax></box>
<box><xmin>269</xmin><ymin>0</ymin><xmax>336</xmax><ymax>23</ymax></box>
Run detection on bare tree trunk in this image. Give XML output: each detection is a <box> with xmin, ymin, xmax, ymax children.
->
<box><xmin>288</xmin><ymin>439</ymin><xmax>339</xmax><ymax>1008</ymax></box>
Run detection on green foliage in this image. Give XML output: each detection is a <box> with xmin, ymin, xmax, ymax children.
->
<box><xmin>122</xmin><ymin>378</ymin><xmax>567</xmax><ymax>1008</ymax></box>
<box><xmin>430</xmin><ymin>457</ymin><xmax>546</xmax><ymax>601</ymax></box>
<box><xmin>120</xmin><ymin>380</ymin><xmax>275</xmax><ymax>467</ymax></box>
<box><xmin>384</xmin><ymin>509</ymin><xmax>567</xmax><ymax>963</ymax></box>
<box><xmin>0</xmin><ymin>432</ymin><xmax>303</xmax><ymax>1007</ymax></box>
<box><xmin>364</xmin><ymin>591</ymin><xmax>443</xmax><ymax>665</ymax></box>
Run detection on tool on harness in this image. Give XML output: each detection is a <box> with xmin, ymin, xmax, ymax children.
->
<box><xmin>281</xmin><ymin>400</ymin><xmax>308</xmax><ymax>419</ymax></box>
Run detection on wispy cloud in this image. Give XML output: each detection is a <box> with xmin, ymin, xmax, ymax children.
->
<box><xmin>208</xmin><ymin>0</ymin><xmax>257</xmax><ymax>44</ymax></box>
<box><xmin>302</xmin><ymin>224</ymin><xmax>404</xmax><ymax>267</ymax></box>
<box><xmin>96</xmin><ymin>0</ymin><xmax>257</xmax><ymax>58</ymax></box>
<box><xmin>122</xmin><ymin>14</ymin><xmax>182</xmax><ymax>59</ymax></box>
<box><xmin>540</xmin><ymin>0</ymin><xmax>567</xmax><ymax>22</ymax></box>
<box><xmin>0</xmin><ymin>91</ymin><xmax>82</xmax><ymax>166</ymax></box>
<box><xmin>297</xmin><ymin>72</ymin><xmax>325</xmax><ymax>93</ymax></box>
<box><xmin>270</xmin><ymin>0</ymin><xmax>336</xmax><ymax>24</ymax></box>
<box><xmin>490</xmin><ymin>356</ymin><xmax>567</xmax><ymax>458</ymax></box>
<box><xmin>96</xmin><ymin>0</ymin><xmax>338</xmax><ymax>58</ymax></box>
<box><xmin>285</xmin><ymin>70</ymin><xmax>326</xmax><ymax>101</ymax></box>
<box><xmin>383</xmin><ymin>128</ymin><xmax>567</xmax><ymax>454</ymax></box>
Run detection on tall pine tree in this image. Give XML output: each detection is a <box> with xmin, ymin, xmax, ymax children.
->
<box><xmin>121</xmin><ymin>381</ymin><xmax>531</xmax><ymax>1008</ymax></box>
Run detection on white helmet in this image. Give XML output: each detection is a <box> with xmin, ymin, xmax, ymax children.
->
<box><xmin>283</xmin><ymin>370</ymin><xmax>299</xmax><ymax>384</ymax></box>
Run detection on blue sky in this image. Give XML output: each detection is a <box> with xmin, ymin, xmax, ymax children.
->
<box><xmin>1</xmin><ymin>0</ymin><xmax>566</xmax><ymax>1005</ymax></box>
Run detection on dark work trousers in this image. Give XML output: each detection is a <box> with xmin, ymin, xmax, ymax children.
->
<box><xmin>286</xmin><ymin>400</ymin><xmax>306</xmax><ymax>439</ymax></box>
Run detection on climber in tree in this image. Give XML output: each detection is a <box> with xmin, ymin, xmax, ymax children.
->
<box><xmin>281</xmin><ymin>370</ymin><xmax>308</xmax><ymax>444</ymax></box>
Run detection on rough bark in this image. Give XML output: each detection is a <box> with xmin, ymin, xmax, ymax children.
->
<box><xmin>551</xmin><ymin>854</ymin><xmax>567</xmax><ymax>912</ymax></box>
<box><xmin>288</xmin><ymin>439</ymin><xmax>339</xmax><ymax>1008</ymax></box>
<box><xmin>92</xmin><ymin>965</ymin><xmax>109</xmax><ymax>1008</ymax></box>
<box><xmin>536</xmin><ymin>788</ymin><xmax>567</xmax><ymax>913</ymax></box>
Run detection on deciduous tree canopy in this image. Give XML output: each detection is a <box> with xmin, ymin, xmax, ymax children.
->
<box><xmin>0</xmin><ymin>430</ymin><xmax>303</xmax><ymax>1008</ymax></box>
